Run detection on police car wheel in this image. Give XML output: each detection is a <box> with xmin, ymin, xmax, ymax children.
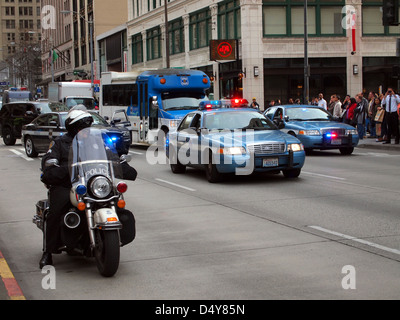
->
<box><xmin>25</xmin><ymin>136</ymin><xmax>39</xmax><ymax>158</ymax></box>
<box><xmin>205</xmin><ymin>153</ymin><xmax>223</xmax><ymax>183</ymax></box>
<box><xmin>282</xmin><ymin>168</ymin><xmax>301</xmax><ymax>179</ymax></box>
<box><xmin>339</xmin><ymin>147</ymin><xmax>354</xmax><ymax>155</ymax></box>
<box><xmin>169</xmin><ymin>146</ymin><xmax>186</xmax><ymax>174</ymax></box>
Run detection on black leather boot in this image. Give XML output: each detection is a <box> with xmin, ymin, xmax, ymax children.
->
<box><xmin>39</xmin><ymin>252</ymin><xmax>53</xmax><ymax>269</ymax></box>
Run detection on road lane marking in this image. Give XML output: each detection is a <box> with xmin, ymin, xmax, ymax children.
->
<box><xmin>302</xmin><ymin>171</ymin><xmax>346</xmax><ymax>181</ymax></box>
<box><xmin>155</xmin><ymin>178</ymin><xmax>196</xmax><ymax>192</ymax></box>
<box><xmin>9</xmin><ymin>149</ymin><xmax>34</xmax><ymax>162</ymax></box>
<box><xmin>0</xmin><ymin>251</ymin><xmax>26</xmax><ymax>300</ymax></box>
<box><xmin>129</xmin><ymin>151</ymin><xmax>144</xmax><ymax>155</ymax></box>
<box><xmin>309</xmin><ymin>225</ymin><xmax>400</xmax><ymax>256</ymax></box>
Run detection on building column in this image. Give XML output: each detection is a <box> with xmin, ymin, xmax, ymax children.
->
<box><xmin>160</xmin><ymin>23</ymin><xmax>167</xmax><ymax>68</ymax></box>
<box><xmin>183</xmin><ymin>14</ymin><xmax>190</xmax><ymax>68</ymax></box>
<box><xmin>240</xmin><ymin>0</ymin><xmax>264</xmax><ymax>110</ymax></box>
<box><xmin>346</xmin><ymin>0</ymin><xmax>363</xmax><ymax>96</ymax></box>
<box><xmin>142</xmin><ymin>30</ymin><xmax>147</xmax><ymax>67</ymax></box>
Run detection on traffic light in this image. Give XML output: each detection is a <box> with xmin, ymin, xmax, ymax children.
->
<box><xmin>383</xmin><ymin>0</ymin><xmax>399</xmax><ymax>26</ymax></box>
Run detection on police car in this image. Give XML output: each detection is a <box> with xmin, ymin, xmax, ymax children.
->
<box><xmin>22</xmin><ymin>111</ymin><xmax>131</xmax><ymax>157</ymax></box>
<box><xmin>166</xmin><ymin>100</ymin><xmax>306</xmax><ymax>182</ymax></box>
<box><xmin>264</xmin><ymin>105</ymin><xmax>359</xmax><ymax>155</ymax></box>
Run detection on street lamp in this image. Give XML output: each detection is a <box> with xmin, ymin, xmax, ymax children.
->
<box><xmin>61</xmin><ymin>10</ymin><xmax>94</xmax><ymax>97</ymax></box>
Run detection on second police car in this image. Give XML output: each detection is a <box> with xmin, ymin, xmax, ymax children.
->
<box><xmin>166</xmin><ymin>100</ymin><xmax>306</xmax><ymax>182</ymax></box>
<box><xmin>264</xmin><ymin>105</ymin><xmax>359</xmax><ymax>155</ymax></box>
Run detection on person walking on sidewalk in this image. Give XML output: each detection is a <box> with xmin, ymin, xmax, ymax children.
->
<box><xmin>381</xmin><ymin>87</ymin><xmax>400</xmax><ymax>144</ymax></box>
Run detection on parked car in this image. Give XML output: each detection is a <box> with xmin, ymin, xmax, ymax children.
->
<box><xmin>264</xmin><ymin>105</ymin><xmax>359</xmax><ymax>155</ymax></box>
<box><xmin>22</xmin><ymin>111</ymin><xmax>131</xmax><ymax>157</ymax></box>
<box><xmin>0</xmin><ymin>101</ymin><xmax>68</xmax><ymax>146</ymax></box>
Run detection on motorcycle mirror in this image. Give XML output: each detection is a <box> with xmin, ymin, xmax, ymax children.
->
<box><xmin>45</xmin><ymin>159</ymin><xmax>59</xmax><ymax>168</ymax></box>
<box><xmin>120</xmin><ymin>154</ymin><xmax>132</xmax><ymax>163</ymax></box>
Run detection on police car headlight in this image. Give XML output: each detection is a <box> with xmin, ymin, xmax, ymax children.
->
<box><xmin>220</xmin><ymin>147</ymin><xmax>246</xmax><ymax>155</ymax></box>
<box><xmin>299</xmin><ymin>130</ymin><xmax>320</xmax><ymax>136</ymax></box>
<box><xmin>346</xmin><ymin>129</ymin><xmax>358</xmax><ymax>135</ymax></box>
<box><xmin>90</xmin><ymin>176</ymin><xmax>112</xmax><ymax>198</ymax></box>
<box><xmin>288</xmin><ymin>143</ymin><xmax>304</xmax><ymax>152</ymax></box>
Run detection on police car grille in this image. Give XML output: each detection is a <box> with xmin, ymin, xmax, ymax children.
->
<box><xmin>248</xmin><ymin>143</ymin><xmax>286</xmax><ymax>154</ymax></box>
<box><xmin>321</xmin><ymin>128</ymin><xmax>346</xmax><ymax>136</ymax></box>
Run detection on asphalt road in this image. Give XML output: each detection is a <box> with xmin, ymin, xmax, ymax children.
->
<box><xmin>0</xmin><ymin>141</ymin><xmax>400</xmax><ymax>300</ymax></box>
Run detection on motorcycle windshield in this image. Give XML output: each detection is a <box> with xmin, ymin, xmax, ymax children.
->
<box><xmin>69</xmin><ymin>127</ymin><xmax>123</xmax><ymax>185</ymax></box>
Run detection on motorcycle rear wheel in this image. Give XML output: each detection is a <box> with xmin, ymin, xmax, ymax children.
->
<box><xmin>94</xmin><ymin>229</ymin><xmax>120</xmax><ymax>277</ymax></box>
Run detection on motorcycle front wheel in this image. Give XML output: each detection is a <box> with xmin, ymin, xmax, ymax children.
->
<box><xmin>94</xmin><ymin>229</ymin><xmax>120</xmax><ymax>277</ymax></box>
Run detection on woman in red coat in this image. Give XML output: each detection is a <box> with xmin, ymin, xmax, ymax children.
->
<box><xmin>344</xmin><ymin>97</ymin><xmax>358</xmax><ymax>127</ymax></box>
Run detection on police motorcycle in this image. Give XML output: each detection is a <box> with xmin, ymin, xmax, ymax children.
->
<box><xmin>33</xmin><ymin>127</ymin><xmax>135</xmax><ymax>277</ymax></box>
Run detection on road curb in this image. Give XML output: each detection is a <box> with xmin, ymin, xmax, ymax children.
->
<box><xmin>0</xmin><ymin>251</ymin><xmax>26</xmax><ymax>300</ymax></box>
<box><xmin>356</xmin><ymin>143</ymin><xmax>400</xmax><ymax>152</ymax></box>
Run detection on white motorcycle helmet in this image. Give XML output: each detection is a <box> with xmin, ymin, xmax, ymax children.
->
<box><xmin>65</xmin><ymin>110</ymin><xmax>93</xmax><ymax>136</ymax></box>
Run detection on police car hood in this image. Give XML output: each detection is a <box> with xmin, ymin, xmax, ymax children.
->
<box><xmin>206</xmin><ymin>129</ymin><xmax>301</xmax><ymax>147</ymax></box>
<box><xmin>287</xmin><ymin>120</ymin><xmax>355</xmax><ymax>131</ymax></box>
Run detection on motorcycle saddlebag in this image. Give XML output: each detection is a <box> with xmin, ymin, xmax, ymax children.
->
<box><xmin>116</xmin><ymin>208</ymin><xmax>136</xmax><ymax>247</ymax></box>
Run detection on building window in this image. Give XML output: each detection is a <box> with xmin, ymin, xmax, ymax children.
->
<box><xmin>218</xmin><ymin>0</ymin><xmax>241</xmax><ymax>40</ymax></box>
<box><xmin>168</xmin><ymin>18</ymin><xmax>184</xmax><ymax>55</ymax></box>
<box><xmin>263</xmin><ymin>0</ymin><xmax>345</xmax><ymax>37</ymax></box>
<box><xmin>132</xmin><ymin>33</ymin><xmax>143</xmax><ymax>64</ymax></box>
<box><xmin>362</xmin><ymin>1</ymin><xmax>400</xmax><ymax>36</ymax></box>
<box><xmin>189</xmin><ymin>9</ymin><xmax>211</xmax><ymax>50</ymax></box>
<box><xmin>146</xmin><ymin>27</ymin><xmax>161</xmax><ymax>61</ymax></box>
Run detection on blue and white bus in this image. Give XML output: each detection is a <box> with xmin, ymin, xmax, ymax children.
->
<box><xmin>100</xmin><ymin>69</ymin><xmax>210</xmax><ymax>145</ymax></box>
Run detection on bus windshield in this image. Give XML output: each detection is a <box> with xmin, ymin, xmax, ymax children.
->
<box><xmin>161</xmin><ymin>91</ymin><xmax>207</xmax><ymax>111</ymax></box>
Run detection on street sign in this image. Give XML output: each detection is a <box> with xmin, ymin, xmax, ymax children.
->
<box><xmin>209</xmin><ymin>40</ymin><xmax>237</xmax><ymax>61</ymax></box>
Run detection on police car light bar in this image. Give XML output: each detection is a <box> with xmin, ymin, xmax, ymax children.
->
<box><xmin>199</xmin><ymin>100</ymin><xmax>222</xmax><ymax>110</ymax></box>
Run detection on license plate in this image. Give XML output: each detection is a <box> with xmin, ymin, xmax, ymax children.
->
<box><xmin>331</xmin><ymin>139</ymin><xmax>342</xmax><ymax>145</ymax></box>
<box><xmin>263</xmin><ymin>158</ymin><xmax>279</xmax><ymax>167</ymax></box>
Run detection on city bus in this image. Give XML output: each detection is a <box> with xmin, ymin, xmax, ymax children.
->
<box><xmin>100</xmin><ymin>69</ymin><xmax>210</xmax><ymax>145</ymax></box>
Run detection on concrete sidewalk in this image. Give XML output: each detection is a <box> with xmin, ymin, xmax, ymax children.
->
<box><xmin>356</xmin><ymin>138</ymin><xmax>400</xmax><ymax>152</ymax></box>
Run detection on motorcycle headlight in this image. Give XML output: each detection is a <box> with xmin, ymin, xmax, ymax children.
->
<box><xmin>288</xmin><ymin>143</ymin><xmax>304</xmax><ymax>152</ymax></box>
<box><xmin>90</xmin><ymin>176</ymin><xmax>112</xmax><ymax>199</ymax></box>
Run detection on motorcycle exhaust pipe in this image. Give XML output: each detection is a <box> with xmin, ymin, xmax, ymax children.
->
<box><xmin>64</xmin><ymin>211</ymin><xmax>81</xmax><ymax>229</ymax></box>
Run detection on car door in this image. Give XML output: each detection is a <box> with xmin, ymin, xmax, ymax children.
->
<box><xmin>34</xmin><ymin>114</ymin><xmax>51</xmax><ymax>150</ymax></box>
<box><xmin>175</xmin><ymin>113</ymin><xmax>195</xmax><ymax>163</ymax></box>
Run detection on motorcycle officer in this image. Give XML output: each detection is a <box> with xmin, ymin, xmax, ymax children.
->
<box><xmin>39</xmin><ymin>110</ymin><xmax>137</xmax><ymax>269</ymax></box>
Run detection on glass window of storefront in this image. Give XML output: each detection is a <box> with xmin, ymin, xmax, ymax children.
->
<box><xmin>189</xmin><ymin>9</ymin><xmax>212</xmax><ymax>50</ymax></box>
<box><xmin>263</xmin><ymin>58</ymin><xmax>346</xmax><ymax>104</ymax></box>
<box><xmin>362</xmin><ymin>1</ymin><xmax>400</xmax><ymax>36</ymax></box>
<box><xmin>263</xmin><ymin>0</ymin><xmax>345</xmax><ymax>37</ymax></box>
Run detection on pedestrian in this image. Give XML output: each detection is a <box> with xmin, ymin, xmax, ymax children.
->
<box><xmin>288</xmin><ymin>98</ymin><xmax>294</xmax><ymax>104</ymax></box>
<box><xmin>318</xmin><ymin>93</ymin><xmax>327</xmax><ymax>110</ymax></box>
<box><xmin>366</xmin><ymin>91</ymin><xmax>376</xmax><ymax>137</ymax></box>
<box><xmin>381</xmin><ymin>87</ymin><xmax>400</xmax><ymax>144</ymax></box>
<box><xmin>250</xmin><ymin>97</ymin><xmax>260</xmax><ymax>110</ymax></box>
<box><xmin>374</xmin><ymin>98</ymin><xmax>385</xmax><ymax>142</ymax></box>
<box><xmin>345</xmin><ymin>97</ymin><xmax>358</xmax><ymax>127</ymax></box>
<box><xmin>367</xmin><ymin>92</ymin><xmax>378</xmax><ymax>138</ymax></box>
<box><xmin>354</xmin><ymin>94</ymin><xmax>367</xmax><ymax>139</ymax></box>
<box><xmin>269</xmin><ymin>100</ymin><xmax>275</xmax><ymax>108</ymax></box>
<box><xmin>331</xmin><ymin>94</ymin><xmax>342</xmax><ymax>120</ymax></box>
<box><xmin>327</xmin><ymin>95</ymin><xmax>335</xmax><ymax>114</ymax></box>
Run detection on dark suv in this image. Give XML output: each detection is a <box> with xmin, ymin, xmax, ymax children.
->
<box><xmin>0</xmin><ymin>101</ymin><xmax>67</xmax><ymax>145</ymax></box>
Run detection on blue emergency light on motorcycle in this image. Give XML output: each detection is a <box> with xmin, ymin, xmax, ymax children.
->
<box><xmin>199</xmin><ymin>100</ymin><xmax>222</xmax><ymax>110</ymax></box>
<box><xmin>76</xmin><ymin>184</ymin><xmax>87</xmax><ymax>196</ymax></box>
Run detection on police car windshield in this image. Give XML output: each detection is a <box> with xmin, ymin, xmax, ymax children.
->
<box><xmin>35</xmin><ymin>103</ymin><xmax>52</xmax><ymax>113</ymax></box>
<box><xmin>162</xmin><ymin>91</ymin><xmax>207</xmax><ymax>111</ymax></box>
<box><xmin>204</xmin><ymin>111</ymin><xmax>276</xmax><ymax>131</ymax></box>
<box><xmin>286</xmin><ymin>107</ymin><xmax>331</xmax><ymax>121</ymax></box>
